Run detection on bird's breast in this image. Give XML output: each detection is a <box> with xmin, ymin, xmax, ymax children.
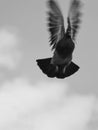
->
<box><xmin>51</xmin><ymin>51</ymin><xmax>65</xmax><ymax>65</ymax></box>
<box><xmin>56</xmin><ymin>37</ymin><xmax>75</xmax><ymax>59</ymax></box>
<box><xmin>51</xmin><ymin>50</ymin><xmax>72</xmax><ymax>65</ymax></box>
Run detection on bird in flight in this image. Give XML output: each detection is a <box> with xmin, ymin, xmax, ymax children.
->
<box><xmin>36</xmin><ymin>0</ymin><xmax>83</xmax><ymax>78</ymax></box>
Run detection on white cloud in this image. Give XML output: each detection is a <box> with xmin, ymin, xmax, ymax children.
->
<box><xmin>0</xmin><ymin>28</ymin><xmax>21</xmax><ymax>70</ymax></box>
<box><xmin>0</xmin><ymin>27</ymin><xmax>97</xmax><ymax>129</ymax></box>
<box><xmin>0</xmin><ymin>79</ymin><xmax>97</xmax><ymax>130</ymax></box>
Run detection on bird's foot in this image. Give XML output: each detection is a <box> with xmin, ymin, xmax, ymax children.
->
<box><xmin>62</xmin><ymin>66</ymin><xmax>67</xmax><ymax>74</ymax></box>
<box><xmin>55</xmin><ymin>65</ymin><xmax>59</xmax><ymax>73</ymax></box>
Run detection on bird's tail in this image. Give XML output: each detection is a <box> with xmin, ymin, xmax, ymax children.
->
<box><xmin>56</xmin><ymin>61</ymin><xmax>80</xmax><ymax>78</ymax></box>
<box><xmin>36</xmin><ymin>58</ymin><xmax>56</xmax><ymax>78</ymax></box>
<box><xmin>36</xmin><ymin>58</ymin><xmax>80</xmax><ymax>78</ymax></box>
<box><xmin>66</xmin><ymin>0</ymin><xmax>83</xmax><ymax>40</ymax></box>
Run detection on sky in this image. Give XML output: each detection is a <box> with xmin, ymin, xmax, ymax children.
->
<box><xmin>0</xmin><ymin>0</ymin><xmax>98</xmax><ymax>129</ymax></box>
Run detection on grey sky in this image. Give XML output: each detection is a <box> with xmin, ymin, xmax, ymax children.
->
<box><xmin>0</xmin><ymin>0</ymin><xmax>96</xmax><ymax>94</ymax></box>
<box><xmin>0</xmin><ymin>0</ymin><xmax>98</xmax><ymax>129</ymax></box>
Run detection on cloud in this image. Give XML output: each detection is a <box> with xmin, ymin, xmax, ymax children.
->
<box><xmin>0</xmin><ymin>26</ymin><xmax>97</xmax><ymax>130</ymax></box>
<box><xmin>0</xmin><ymin>28</ymin><xmax>21</xmax><ymax>70</ymax></box>
<box><xmin>0</xmin><ymin>79</ymin><xmax>97</xmax><ymax>130</ymax></box>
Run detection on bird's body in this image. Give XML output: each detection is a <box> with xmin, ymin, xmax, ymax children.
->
<box><xmin>36</xmin><ymin>0</ymin><xmax>83</xmax><ymax>78</ymax></box>
<box><xmin>52</xmin><ymin>34</ymin><xmax>74</xmax><ymax>62</ymax></box>
<box><xmin>50</xmin><ymin>34</ymin><xmax>75</xmax><ymax>74</ymax></box>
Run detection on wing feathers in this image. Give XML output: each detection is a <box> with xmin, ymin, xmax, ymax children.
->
<box><xmin>67</xmin><ymin>0</ymin><xmax>83</xmax><ymax>40</ymax></box>
<box><xmin>47</xmin><ymin>0</ymin><xmax>65</xmax><ymax>50</ymax></box>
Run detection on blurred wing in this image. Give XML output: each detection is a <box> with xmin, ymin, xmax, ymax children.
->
<box><xmin>66</xmin><ymin>0</ymin><xmax>83</xmax><ymax>40</ymax></box>
<box><xmin>47</xmin><ymin>0</ymin><xmax>65</xmax><ymax>50</ymax></box>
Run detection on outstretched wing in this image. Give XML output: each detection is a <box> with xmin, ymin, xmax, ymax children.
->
<box><xmin>47</xmin><ymin>0</ymin><xmax>65</xmax><ymax>50</ymax></box>
<box><xmin>66</xmin><ymin>0</ymin><xmax>83</xmax><ymax>40</ymax></box>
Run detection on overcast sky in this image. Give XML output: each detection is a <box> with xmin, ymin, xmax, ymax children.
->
<box><xmin>0</xmin><ymin>0</ymin><xmax>98</xmax><ymax>129</ymax></box>
<box><xmin>0</xmin><ymin>0</ymin><xmax>97</xmax><ymax>92</ymax></box>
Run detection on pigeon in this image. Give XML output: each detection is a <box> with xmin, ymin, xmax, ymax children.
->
<box><xmin>36</xmin><ymin>0</ymin><xmax>83</xmax><ymax>78</ymax></box>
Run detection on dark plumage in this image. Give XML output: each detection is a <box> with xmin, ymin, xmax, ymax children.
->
<box><xmin>36</xmin><ymin>0</ymin><xmax>83</xmax><ymax>78</ymax></box>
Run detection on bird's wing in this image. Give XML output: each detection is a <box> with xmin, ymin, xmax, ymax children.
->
<box><xmin>47</xmin><ymin>0</ymin><xmax>65</xmax><ymax>50</ymax></box>
<box><xmin>66</xmin><ymin>0</ymin><xmax>83</xmax><ymax>40</ymax></box>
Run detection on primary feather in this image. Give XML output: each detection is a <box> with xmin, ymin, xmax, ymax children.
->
<box><xmin>67</xmin><ymin>0</ymin><xmax>83</xmax><ymax>40</ymax></box>
<box><xmin>47</xmin><ymin>0</ymin><xmax>65</xmax><ymax>50</ymax></box>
